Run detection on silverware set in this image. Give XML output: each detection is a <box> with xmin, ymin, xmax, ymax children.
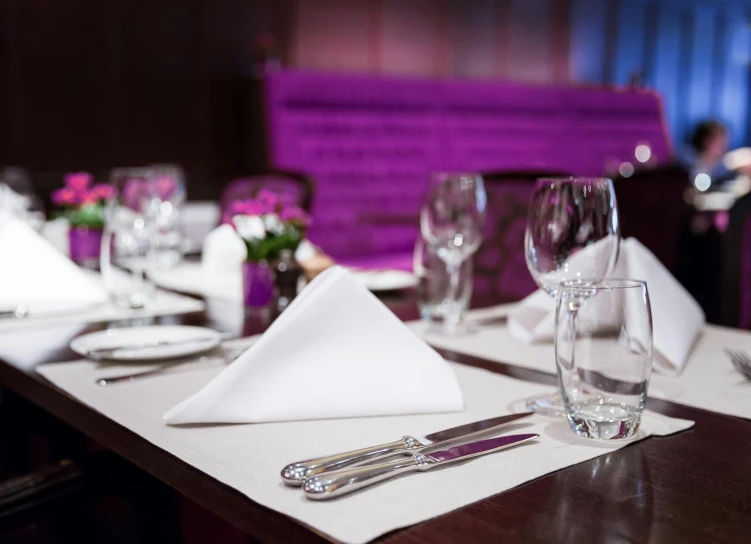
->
<box><xmin>281</xmin><ymin>412</ymin><xmax>538</xmax><ymax>500</ymax></box>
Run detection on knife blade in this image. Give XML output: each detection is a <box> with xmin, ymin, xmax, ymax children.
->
<box><xmin>280</xmin><ymin>412</ymin><xmax>533</xmax><ymax>486</ymax></box>
<box><xmin>303</xmin><ymin>433</ymin><xmax>539</xmax><ymax>499</ymax></box>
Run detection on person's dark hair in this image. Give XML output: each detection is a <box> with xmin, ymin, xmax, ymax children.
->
<box><xmin>690</xmin><ymin>120</ymin><xmax>727</xmax><ymax>153</ymax></box>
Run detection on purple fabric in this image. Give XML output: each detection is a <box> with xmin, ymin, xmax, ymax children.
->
<box><xmin>264</xmin><ymin>70</ymin><xmax>672</xmax><ymax>267</ymax></box>
<box><xmin>243</xmin><ymin>261</ymin><xmax>274</xmax><ymax>308</ymax></box>
<box><xmin>68</xmin><ymin>226</ymin><xmax>103</xmax><ymax>265</ymax></box>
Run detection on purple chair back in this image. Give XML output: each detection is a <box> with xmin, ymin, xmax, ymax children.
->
<box><xmin>473</xmin><ymin>171</ymin><xmax>569</xmax><ymax>304</ymax></box>
<box><xmin>264</xmin><ymin>70</ymin><xmax>672</xmax><ymax>264</ymax></box>
<box><xmin>723</xmin><ymin>193</ymin><xmax>751</xmax><ymax>328</ymax></box>
<box><xmin>219</xmin><ymin>172</ymin><xmax>314</xmax><ymax>214</ymax></box>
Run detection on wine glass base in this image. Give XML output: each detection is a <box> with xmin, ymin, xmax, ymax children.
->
<box><xmin>525</xmin><ymin>392</ymin><xmax>566</xmax><ymax>417</ymax></box>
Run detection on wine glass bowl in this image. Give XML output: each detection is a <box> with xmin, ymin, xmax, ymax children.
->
<box><xmin>525</xmin><ymin>178</ymin><xmax>620</xmax><ymax>297</ymax></box>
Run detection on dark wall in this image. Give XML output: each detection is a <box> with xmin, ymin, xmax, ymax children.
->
<box><xmin>0</xmin><ymin>0</ymin><xmax>291</xmax><ymax>199</ymax></box>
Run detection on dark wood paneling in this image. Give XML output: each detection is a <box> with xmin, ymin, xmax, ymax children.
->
<box><xmin>1</xmin><ymin>0</ymin><xmax>274</xmax><ymax>201</ymax></box>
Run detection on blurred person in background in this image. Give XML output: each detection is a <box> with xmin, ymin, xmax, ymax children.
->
<box><xmin>679</xmin><ymin>120</ymin><xmax>736</xmax><ymax>185</ymax></box>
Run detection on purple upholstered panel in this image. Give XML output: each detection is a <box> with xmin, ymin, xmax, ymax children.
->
<box><xmin>264</xmin><ymin>70</ymin><xmax>672</xmax><ymax>267</ymax></box>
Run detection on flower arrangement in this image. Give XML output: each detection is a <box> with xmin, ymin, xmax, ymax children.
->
<box><xmin>224</xmin><ymin>190</ymin><xmax>310</xmax><ymax>262</ymax></box>
<box><xmin>52</xmin><ymin>172</ymin><xmax>116</xmax><ymax>229</ymax></box>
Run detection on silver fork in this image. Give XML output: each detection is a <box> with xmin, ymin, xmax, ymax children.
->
<box><xmin>723</xmin><ymin>349</ymin><xmax>751</xmax><ymax>380</ymax></box>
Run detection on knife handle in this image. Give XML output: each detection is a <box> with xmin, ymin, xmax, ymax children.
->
<box><xmin>280</xmin><ymin>436</ymin><xmax>422</xmax><ymax>486</ymax></box>
<box><xmin>303</xmin><ymin>454</ymin><xmax>434</xmax><ymax>500</ymax></box>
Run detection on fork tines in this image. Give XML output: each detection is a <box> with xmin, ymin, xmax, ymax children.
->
<box><xmin>724</xmin><ymin>349</ymin><xmax>751</xmax><ymax>380</ymax></box>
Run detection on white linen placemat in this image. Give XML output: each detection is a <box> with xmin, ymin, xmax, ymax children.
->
<box><xmin>0</xmin><ymin>288</ymin><xmax>205</xmax><ymax>334</ymax></box>
<box><xmin>37</xmin><ymin>341</ymin><xmax>692</xmax><ymax>544</ymax></box>
<box><xmin>410</xmin><ymin>306</ymin><xmax>751</xmax><ymax>421</ymax></box>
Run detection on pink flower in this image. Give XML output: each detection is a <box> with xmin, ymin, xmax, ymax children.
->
<box><xmin>81</xmin><ymin>192</ymin><xmax>100</xmax><ymax>206</ymax></box>
<box><xmin>64</xmin><ymin>172</ymin><xmax>93</xmax><ymax>191</ymax></box>
<box><xmin>52</xmin><ymin>187</ymin><xmax>79</xmax><ymax>206</ymax></box>
<box><xmin>256</xmin><ymin>189</ymin><xmax>279</xmax><ymax>213</ymax></box>
<box><xmin>92</xmin><ymin>183</ymin><xmax>116</xmax><ymax>201</ymax></box>
<box><xmin>228</xmin><ymin>199</ymin><xmax>266</xmax><ymax>217</ymax></box>
<box><xmin>279</xmin><ymin>205</ymin><xmax>310</xmax><ymax>225</ymax></box>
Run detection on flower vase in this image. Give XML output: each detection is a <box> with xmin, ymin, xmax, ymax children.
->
<box><xmin>243</xmin><ymin>260</ymin><xmax>274</xmax><ymax>308</ymax></box>
<box><xmin>68</xmin><ymin>225</ymin><xmax>103</xmax><ymax>267</ymax></box>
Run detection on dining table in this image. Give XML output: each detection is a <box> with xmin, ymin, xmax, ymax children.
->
<box><xmin>0</xmin><ymin>287</ymin><xmax>750</xmax><ymax>544</ymax></box>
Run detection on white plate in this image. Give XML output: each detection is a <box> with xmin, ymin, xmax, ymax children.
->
<box><xmin>71</xmin><ymin>325</ymin><xmax>222</xmax><ymax>362</ymax></box>
<box><xmin>350</xmin><ymin>269</ymin><xmax>418</xmax><ymax>291</ymax></box>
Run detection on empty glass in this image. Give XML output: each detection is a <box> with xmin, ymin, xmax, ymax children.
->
<box><xmin>524</xmin><ymin>177</ymin><xmax>620</xmax><ymax>415</ymax></box>
<box><xmin>556</xmin><ymin>279</ymin><xmax>653</xmax><ymax>440</ymax></box>
<box><xmin>414</xmin><ymin>237</ymin><xmax>473</xmax><ymax>328</ymax></box>
<box><xmin>143</xmin><ymin>164</ymin><xmax>186</xmax><ymax>269</ymax></box>
<box><xmin>420</xmin><ymin>172</ymin><xmax>486</xmax><ymax>335</ymax></box>
<box><xmin>101</xmin><ymin>168</ymin><xmax>156</xmax><ymax>309</ymax></box>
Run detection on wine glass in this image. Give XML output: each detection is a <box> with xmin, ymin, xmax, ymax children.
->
<box><xmin>143</xmin><ymin>164</ymin><xmax>187</xmax><ymax>269</ymax></box>
<box><xmin>524</xmin><ymin>177</ymin><xmax>620</xmax><ymax>415</ymax></box>
<box><xmin>420</xmin><ymin>172</ymin><xmax>486</xmax><ymax>335</ymax></box>
<box><xmin>101</xmin><ymin>168</ymin><xmax>156</xmax><ymax>309</ymax></box>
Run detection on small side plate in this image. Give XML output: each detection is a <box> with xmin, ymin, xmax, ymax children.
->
<box><xmin>71</xmin><ymin>325</ymin><xmax>222</xmax><ymax>363</ymax></box>
<box><xmin>351</xmin><ymin>270</ymin><xmax>417</xmax><ymax>291</ymax></box>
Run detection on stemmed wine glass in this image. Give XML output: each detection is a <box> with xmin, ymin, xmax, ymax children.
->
<box><xmin>420</xmin><ymin>172</ymin><xmax>486</xmax><ymax>335</ymax></box>
<box><xmin>524</xmin><ymin>177</ymin><xmax>620</xmax><ymax>415</ymax></box>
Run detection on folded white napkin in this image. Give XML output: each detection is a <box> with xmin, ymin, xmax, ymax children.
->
<box><xmin>164</xmin><ymin>266</ymin><xmax>463</xmax><ymax>424</ymax></box>
<box><xmin>0</xmin><ymin>219</ymin><xmax>108</xmax><ymax>314</ymax></box>
<box><xmin>508</xmin><ymin>238</ymin><xmax>705</xmax><ymax>376</ymax></box>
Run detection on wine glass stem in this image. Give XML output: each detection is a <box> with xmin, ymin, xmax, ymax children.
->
<box><xmin>444</xmin><ymin>261</ymin><xmax>462</xmax><ymax>328</ymax></box>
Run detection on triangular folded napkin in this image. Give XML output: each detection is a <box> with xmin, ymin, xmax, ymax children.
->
<box><xmin>0</xmin><ymin>219</ymin><xmax>108</xmax><ymax>314</ymax></box>
<box><xmin>508</xmin><ymin>238</ymin><xmax>705</xmax><ymax>376</ymax></box>
<box><xmin>164</xmin><ymin>266</ymin><xmax>464</xmax><ymax>424</ymax></box>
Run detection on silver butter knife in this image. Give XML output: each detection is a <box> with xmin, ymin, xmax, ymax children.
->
<box><xmin>280</xmin><ymin>412</ymin><xmax>533</xmax><ymax>486</ymax></box>
<box><xmin>303</xmin><ymin>433</ymin><xmax>539</xmax><ymax>500</ymax></box>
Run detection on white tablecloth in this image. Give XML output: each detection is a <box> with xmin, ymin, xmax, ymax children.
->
<box><xmin>410</xmin><ymin>305</ymin><xmax>751</xmax><ymax>420</ymax></box>
<box><xmin>37</xmin><ymin>339</ymin><xmax>692</xmax><ymax>544</ymax></box>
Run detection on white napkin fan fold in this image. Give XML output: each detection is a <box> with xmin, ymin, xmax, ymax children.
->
<box><xmin>0</xmin><ymin>219</ymin><xmax>107</xmax><ymax>314</ymax></box>
<box><xmin>164</xmin><ymin>266</ymin><xmax>463</xmax><ymax>424</ymax></box>
<box><xmin>508</xmin><ymin>238</ymin><xmax>705</xmax><ymax>376</ymax></box>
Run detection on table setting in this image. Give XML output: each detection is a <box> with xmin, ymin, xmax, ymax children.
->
<box><xmin>3</xmin><ymin>170</ymin><xmax>749</xmax><ymax>543</ymax></box>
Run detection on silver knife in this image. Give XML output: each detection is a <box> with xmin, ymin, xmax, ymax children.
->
<box><xmin>303</xmin><ymin>433</ymin><xmax>539</xmax><ymax>499</ymax></box>
<box><xmin>280</xmin><ymin>412</ymin><xmax>533</xmax><ymax>486</ymax></box>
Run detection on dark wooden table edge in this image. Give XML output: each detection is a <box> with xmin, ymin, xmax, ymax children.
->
<box><xmin>0</xmin><ymin>360</ymin><xmax>335</xmax><ymax>544</ymax></box>
<box><xmin>0</xmin><ymin>342</ymin><xmax>748</xmax><ymax>543</ymax></box>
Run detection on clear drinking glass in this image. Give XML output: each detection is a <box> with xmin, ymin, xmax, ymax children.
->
<box><xmin>420</xmin><ymin>172</ymin><xmax>486</xmax><ymax>335</ymax></box>
<box><xmin>524</xmin><ymin>177</ymin><xmax>620</xmax><ymax>415</ymax></box>
<box><xmin>143</xmin><ymin>164</ymin><xmax>186</xmax><ymax>269</ymax></box>
<box><xmin>101</xmin><ymin>168</ymin><xmax>157</xmax><ymax>309</ymax></box>
<box><xmin>414</xmin><ymin>237</ymin><xmax>473</xmax><ymax>329</ymax></box>
<box><xmin>555</xmin><ymin>279</ymin><xmax>653</xmax><ymax>440</ymax></box>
